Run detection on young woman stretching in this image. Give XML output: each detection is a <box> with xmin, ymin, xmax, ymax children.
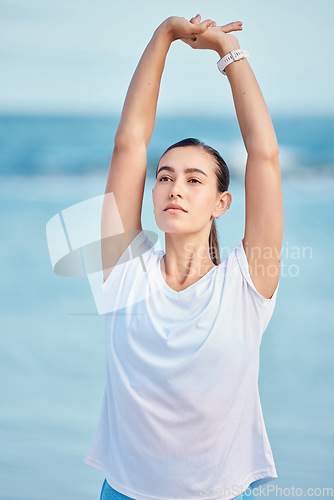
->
<box><xmin>84</xmin><ymin>14</ymin><xmax>283</xmax><ymax>500</ymax></box>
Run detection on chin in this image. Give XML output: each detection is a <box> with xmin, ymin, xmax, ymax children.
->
<box><xmin>156</xmin><ymin>219</ymin><xmax>187</xmax><ymax>233</ymax></box>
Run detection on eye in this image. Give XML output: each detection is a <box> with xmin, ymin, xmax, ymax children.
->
<box><xmin>158</xmin><ymin>176</ymin><xmax>201</xmax><ymax>184</ymax></box>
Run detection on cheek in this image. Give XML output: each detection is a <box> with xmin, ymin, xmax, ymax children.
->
<box><xmin>192</xmin><ymin>189</ymin><xmax>216</xmax><ymax>217</ymax></box>
<box><xmin>152</xmin><ymin>185</ymin><xmax>161</xmax><ymax>206</ymax></box>
<box><xmin>194</xmin><ymin>188</ymin><xmax>213</xmax><ymax>205</ymax></box>
<box><xmin>153</xmin><ymin>181</ymin><xmax>167</xmax><ymax>195</ymax></box>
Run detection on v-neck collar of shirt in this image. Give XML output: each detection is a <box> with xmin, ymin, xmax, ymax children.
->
<box><xmin>156</xmin><ymin>251</ymin><xmax>218</xmax><ymax>297</ymax></box>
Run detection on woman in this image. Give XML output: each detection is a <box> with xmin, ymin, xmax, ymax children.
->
<box><xmin>84</xmin><ymin>14</ymin><xmax>283</xmax><ymax>500</ymax></box>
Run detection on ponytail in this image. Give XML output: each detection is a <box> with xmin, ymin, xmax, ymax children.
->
<box><xmin>209</xmin><ymin>219</ymin><xmax>220</xmax><ymax>266</ymax></box>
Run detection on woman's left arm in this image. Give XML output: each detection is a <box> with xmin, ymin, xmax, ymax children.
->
<box><xmin>181</xmin><ymin>17</ymin><xmax>283</xmax><ymax>299</ymax></box>
<box><xmin>221</xmin><ymin>43</ymin><xmax>283</xmax><ymax>300</ymax></box>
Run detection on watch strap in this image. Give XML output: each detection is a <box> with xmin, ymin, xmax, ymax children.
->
<box><xmin>217</xmin><ymin>49</ymin><xmax>250</xmax><ymax>75</ymax></box>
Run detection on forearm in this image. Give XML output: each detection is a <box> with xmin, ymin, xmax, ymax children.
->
<box><xmin>218</xmin><ymin>46</ymin><xmax>279</xmax><ymax>160</ymax></box>
<box><xmin>115</xmin><ymin>23</ymin><xmax>173</xmax><ymax>149</ymax></box>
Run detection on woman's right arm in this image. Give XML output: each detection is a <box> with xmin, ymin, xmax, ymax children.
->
<box><xmin>101</xmin><ymin>16</ymin><xmax>215</xmax><ymax>282</ymax></box>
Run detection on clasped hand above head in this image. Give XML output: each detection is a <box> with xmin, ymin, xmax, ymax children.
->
<box><xmin>162</xmin><ymin>14</ymin><xmax>243</xmax><ymax>57</ymax></box>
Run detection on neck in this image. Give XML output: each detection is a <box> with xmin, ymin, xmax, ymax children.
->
<box><xmin>162</xmin><ymin>231</ymin><xmax>215</xmax><ymax>284</ymax></box>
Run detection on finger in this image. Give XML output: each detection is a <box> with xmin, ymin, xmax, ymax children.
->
<box><xmin>180</xmin><ymin>37</ymin><xmax>197</xmax><ymax>49</ymax></box>
<box><xmin>189</xmin><ymin>13</ymin><xmax>201</xmax><ymax>24</ymax></box>
<box><xmin>194</xmin><ymin>18</ymin><xmax>216</xmax><ymax>33</ymax></box>
<box><xmin>220</xmin><ymin>21</ymin><xmax>243</xmax><ymax>33</ymax></box>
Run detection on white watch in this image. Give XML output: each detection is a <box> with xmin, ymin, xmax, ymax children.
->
<box><xmin>217</xmin><ymin>49</ymin><xmax>250</xmax><ymax>75</ymax></box>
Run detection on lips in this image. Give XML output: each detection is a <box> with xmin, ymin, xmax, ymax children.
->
<box><xmin>164</xmin><ymin>203</ymin><xmax>187</xmax><ymax>212</ymax></box>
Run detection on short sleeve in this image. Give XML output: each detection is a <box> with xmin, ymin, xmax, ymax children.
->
<box><xmin>235</xmin><ymin>239</ymin><xmax>280</xmax><ymax>304</ymax></box>
<box><xmin>101</xmin><ymin>230</ymin><xmax>156</xmax><ymax>313</ymax></box>
<box><xmin>230</xmin><ymin>239</ymin><xmax>280</xmax><ymax>343</ymax></box>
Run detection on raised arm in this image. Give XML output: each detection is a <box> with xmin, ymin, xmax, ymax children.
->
<box><xmin>218</xmin><ymin>35</ymin><xmax>283</xmax><ymax>300</ymax></box>
<box><xmin>181</xmin><ymin>16</ymin><xmax>283</xmax><ymax>299</ymax></box>
<box><xmin>101</xmin><ymin>16</ymin><xmax>215</xmax><ymax>283</ymax></box>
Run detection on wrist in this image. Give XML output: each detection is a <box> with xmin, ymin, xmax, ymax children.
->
<box><xmin>217</xmin><ymin>48</ymin><xmax>249</xmax><ymax>76</ymax></box>
<box><xmin>216</xmin><ymin>41</ymin><xmax>241</xmax><ymax>59</ymax></box>
<box><xmin>156</xmin><ymin>17</ymin><xmax>179</xmax><ymax>44</ymax></box>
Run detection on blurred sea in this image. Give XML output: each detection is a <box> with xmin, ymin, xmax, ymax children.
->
<box><xmin>1</xmin><ymin>114</ymin><xmax>334</xmax><ymax>178</ymax></box>
<box><xmin>1</xmin><ymin>114</ymin><xmax>333</xmax><ymax>500</ymax></box>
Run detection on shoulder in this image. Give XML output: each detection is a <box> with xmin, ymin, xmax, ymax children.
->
<box><xmin>101</xmin><ymin>229</ymin><xmax>160</xmax><ymax>294</ymax></box>
<box><xmin>217</xmin><ymin>240</ymin><xmax>280</xmax><ymax>306</ymax></box>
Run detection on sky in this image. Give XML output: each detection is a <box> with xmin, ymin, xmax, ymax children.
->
<box><xmin>1</xmin><ymin>0</ymin><xmax>334</xmax><ymax>116</ymax></box>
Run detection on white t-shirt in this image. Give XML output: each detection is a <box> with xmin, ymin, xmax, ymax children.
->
<box><xmin>83</xmin><ymin>229</ymin><xmax>280</xmax><ymax>500</ymax></box>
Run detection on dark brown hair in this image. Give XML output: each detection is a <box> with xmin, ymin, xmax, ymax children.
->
<box><xmin>156</xmin><ymin>138</ymin><xmax>230</xmax><ymax>265</ymax></box>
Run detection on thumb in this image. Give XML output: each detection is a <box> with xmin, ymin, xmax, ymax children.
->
<box><xmin>189</xmin><ymin>13</ymin><xmax>201</xmax><ymax>24</ymax></box>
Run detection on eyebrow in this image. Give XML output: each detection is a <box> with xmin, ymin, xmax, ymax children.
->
<box><xmin>156</xmin><ymin>166</ymin><xmax>208</xmax><ymax>177</ymax></box>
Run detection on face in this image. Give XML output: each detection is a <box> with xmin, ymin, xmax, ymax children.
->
<box><xmin>152</xmin><ymin>146</ymin><xmax>230</xmax><ymax>235</ymax></box>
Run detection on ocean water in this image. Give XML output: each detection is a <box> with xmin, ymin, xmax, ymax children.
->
<box><xmin>0</xmin><ymin>115</ymin><xmax>333</xmax><ymax>500</ymax></box>
<box><xmin>1</xmin><ymin>114</ymin><xmax>334</xmax><ymax>178</ymax></box>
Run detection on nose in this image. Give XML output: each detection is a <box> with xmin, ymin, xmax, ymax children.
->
<box><xmin>169</xmin><ymin>181</ymin><xmax>182</xmax><ymax>198</ymax></box>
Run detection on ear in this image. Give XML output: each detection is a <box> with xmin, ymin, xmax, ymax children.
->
<box><xmin>212</xmin><ymin>191</ymin><xmax>232</xmax><ymax>218</ymax></box>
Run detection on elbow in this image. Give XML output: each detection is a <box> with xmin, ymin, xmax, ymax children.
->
<box><xmin>247</xmin><ymin>144</ymin><xmax>280</xmax><ymax>165</ymax></box>
<box><xmin>112</xmin><ymin>133</ymin><xmax>147</xmax><ymax>158</ymax></box>
<box><xmin>113</xmin><ymin>131</ymin><xmax>132</xmax><ymax>151</ymax></box>
<box><xmin>114</xmin><ymin>126</ymin><xmax>148</xmax><ymax>151</ymax></box>
<box><xmin>113</xmin><ymin>130</ymin><xmax>127</xmax><ymax>150</ymax></box>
